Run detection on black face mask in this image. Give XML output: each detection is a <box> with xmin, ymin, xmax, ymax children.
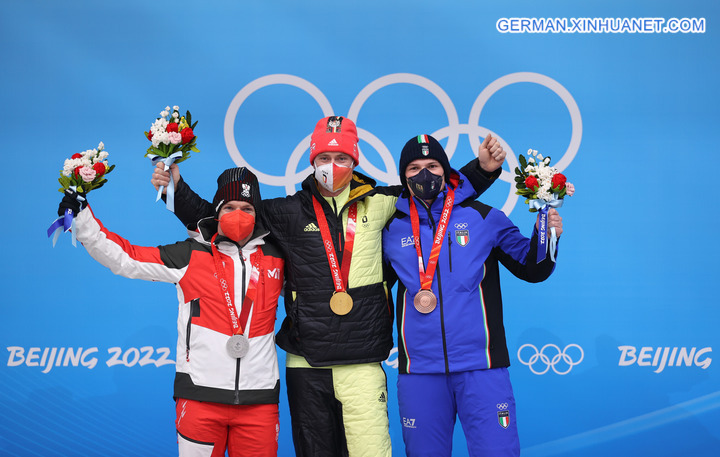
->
<box><xmin>407</xmin><ymin>168</ymin><xmax>444</xmax><ymax>201</ymax></box>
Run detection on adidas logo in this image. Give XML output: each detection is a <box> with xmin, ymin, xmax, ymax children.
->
<box><xmin>378</xmin><ymin>392</ymin><xmax>387</xmax><ymax>403</ymax></box>
<box><xmin>304</xmin><ymin>222</ymin><xmax>319</xmax><ymax>232</ymax></box>
<box><xmin>328</xmin><ymin>139</ymin><xmax>339</xmax><ymax>147</ymax></box>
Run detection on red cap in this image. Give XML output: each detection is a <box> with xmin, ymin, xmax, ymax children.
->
<box><xmin>309</xmin><ymin>116</ymin><xmax>359</xmax><ymax>165</ymax></box>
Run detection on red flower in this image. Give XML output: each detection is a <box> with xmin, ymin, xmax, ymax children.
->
<box><xmin>73</xmin><ymin>166</ymin><xmax>83</xmax><ymax>177</ymax></box>
<box><xmin>93</xmin><ymin>162</ymin><xmax>106</xmax><ymax>177</ymax></box>
<box><xmin>71</xmin><ymin>153</ymin><xmax>83</xmax><ymax>159</ymax></box>
<box><xmin>146</xmin><ymin>130</ymin><xmax>153</xmax><ymax>141</ymax></box>
<box><xmin>181</xmin><ymin>127</ymin><xmax>194</xmax><ymax>144</ymax></box>
<box><xmin>525</xmin><ymin>176</ymin><xmax>539</xmax><ymax>191</ymax></box>
<box><xmin>166</xmin><ymin>123</ymin><xmax>179</xmax><ymax>133</ymax></box>
<box><xmin>551</xmin><ymin>173</ymin><xmax>567</xmax><ymax>190</ymax></box>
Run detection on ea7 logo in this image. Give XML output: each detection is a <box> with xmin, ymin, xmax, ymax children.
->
<box><xmin>267</xmin><ymin>268</ymin><xmax>280</xmax><ymax>279</ymax></box>
<box><xmin>618</xmin><ymin>346</ymin><xmax>712</xmax><ymax>373</ymax></box>
<box><xmin>401</xmin><ymin>236</ymin><xmax>415</xmax><ymax>248</ymax></box>
<box><xmin>402</xmin><ymin>417</ymin><xmax>416</xmax><ymax>429</ymax></box>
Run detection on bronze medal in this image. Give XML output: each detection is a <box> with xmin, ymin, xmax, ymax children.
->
<box><xmin>330</xmin><ymin>291</ymin><xmax>353</xmax><ymax>315</ymax></box>
<box><xmin>414</xmin><ymin>289</ymin><xmax>437</xmax><ymax>314</ymax></box>
<box><xmin>226</xmin><ymin>334</ymin><xmax>250</xmax><ymax>359</ymax></box>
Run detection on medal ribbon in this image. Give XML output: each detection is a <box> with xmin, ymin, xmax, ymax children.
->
<box><xmin>312</xmin><ymin>197</ymin><xmax>357</xmax><ymax>293</ymax></box>
<box><xmin>408</xmin><ymin>183</ymin><xmax>456</xmax><ymax>290</ymax></box>
<box><xmin>210</xmin><ymin>234</ymin><xmax>263</xmax><ymax>335</ymax></box>
<box><xmin>148</xmin><ymin>151</ymin><xmax>183</xmax><ymax>212</ymax></box>
<box><xmin>529</xmin><ymin>196</ymin><xmax>564</xmax><ymax>263</ymax></box>
<box><xmin>47</xmin><ymin>186</ymin><xmax>86</xmax><ymax>247</ymax></box>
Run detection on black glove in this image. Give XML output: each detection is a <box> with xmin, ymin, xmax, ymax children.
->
<box><xmin>58</xmin><ymin>189</ymin><xmax>88</xmax><ymax>217</ymax></box>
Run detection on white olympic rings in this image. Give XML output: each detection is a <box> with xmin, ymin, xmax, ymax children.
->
<box><xmin>224</xmin><ymin>73</ymin><xmax>582</xmax><ymax>213</ymax></box>
<box><xmin>517</xmin><ymin>343</ymin><xmax>584</xmax><ymax>375</ymax></box>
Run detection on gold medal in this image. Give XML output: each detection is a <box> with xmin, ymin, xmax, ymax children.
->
<box><xmin>414</xmin><ymin>289</ymin><xmax>437</xmax><ymax>314</ymax></box>
<box><xmin>330</xmin><ymin>291</ymin><xmax>353</xmax><ymax>315</ymax></box>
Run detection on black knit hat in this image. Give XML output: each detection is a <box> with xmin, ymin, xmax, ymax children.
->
<box><xmin>212</xmin><ymin>167</ymin><xmax>262</xmax><ymax>216</ymax></box>
<box><xmin>399</xmin><ymin>134</ymin><xmax>452</xmax><ymax>188</ymax></box>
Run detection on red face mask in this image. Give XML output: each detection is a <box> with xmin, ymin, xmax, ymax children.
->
<box><xmin>219</xmin><ymin>209</ymin><xmax>255</xmax><ymax>243</ymax></box>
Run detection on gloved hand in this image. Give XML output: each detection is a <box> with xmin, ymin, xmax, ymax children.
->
<box><xmin>58</xmin><ymin>189</ymin><xmax>88</xmax><ymax>217</ymax></box>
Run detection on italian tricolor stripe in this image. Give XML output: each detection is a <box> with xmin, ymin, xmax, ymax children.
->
<box><xmin>418</xmin><ymin>134</ymin><xmax>429</xmax><ymax>144</ymax></box>
<box><xmin>478</xmin><ymin>264</ymin><xmax>492</xmax><ymax>367</ymax></box>
<box><xmin>400</xmin><ymin>290</ymin><xmax>411</xmax><ymax>372</ymax></box>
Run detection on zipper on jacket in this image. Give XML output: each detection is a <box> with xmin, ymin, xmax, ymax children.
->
<box><xmin>234</xmin><ymin>251</ymin><xmax>248</xmax><ymax>404</ymax></box>
<box><xmin>186</xmin><ymin>299</ymin><xmax>200</xmax><ymax>362</ymax></box>
<box><xmin>447</xmin><ymin>232</ymin><xmax>453</xmax><ymax>273</ymax></box>
<box><xmin>233</xmin><ymin>359</ymin><xmax>241</xmax><ymax>404</ymax></box>
<box><xmin>185</xmin><ymin>310</ymin><xmax>192</xmax><ymax>362</ymax></box>
<box><xmin>420</xmin><ymin>198</ymin><xmax>450</xmax><ymax>373</ymax></box>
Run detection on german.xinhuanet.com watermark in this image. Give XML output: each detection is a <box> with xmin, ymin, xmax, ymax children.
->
<box><xmin>497</xmin><ymin>17</ymin><xmax>706</xmax><ymax>34</ymax></box>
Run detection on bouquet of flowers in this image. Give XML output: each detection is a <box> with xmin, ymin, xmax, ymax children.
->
<box><xmin>48</xmin><ymin>142</ymin><xmax>114</xmax><ymax>246</ymax></box>
<box><xmin>514</xmin><ymin>149</ymin><xmax>573</xmax><ymax>262</ymax></box>
<box><xmin>144</xmin><ymin>105</ymin><xmax>199</xmax><ymax>211</ymax></box>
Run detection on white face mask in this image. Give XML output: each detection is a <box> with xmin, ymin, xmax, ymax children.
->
<box><xmin>314</xmin><ymin>162</ymin><xmax>353</xmax><ymax>193</ymax></box>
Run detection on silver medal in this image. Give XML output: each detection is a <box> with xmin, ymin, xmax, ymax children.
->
<box><xmin>226</xmin><ymin>334</ymin><xmax>250</xmax><ymax>358</ymax></box>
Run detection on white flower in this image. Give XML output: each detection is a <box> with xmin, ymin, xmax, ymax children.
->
<box><xmin>152</xmin><ymin>131</ymin><xmax>170</xmax><ymax>148</ymax></box>
<box><xmin>528</xmin><ymin>157</ymin><xmax>535</xmax><ymax>163</ymax></box>
<box><xmin>165</xmin><ymin>106</ymin><xmax>171</xmax><ymax>112</ymax></box>
<box><xmin>98</xmin><ymin>142</ymin><xmax>104</xmax><ymax>151</ymax></box>
<box><xmin>172</xmin><ymin>112</ymin><xmax>179</xmax><ymax>119</ymax></box>
<box><xmin>173</xmin><ymin>105</ymin><xmax>180</xmax><ymax>111</ymax></box>
<box><xmin>544</xmin><ymin>157</ymin><xmax>550</xmax><ymax>165</ymax></box>
<box><xmin>160</xmin><ymin>110</ymin><xmax>168</xmax><ymax>118</ymax></box>
<box><xmin>537</xmin><ymin>165</ymin><xmax>554</xmax><ymax>182</ymax></box>
<box><xmin>537</xmin><ymin>189</ymin><xmax>552</xmax><ymax>201</ymax></box>
<box><xmin>98</xmin><ymin>150</ymin><xmax>109</xmax><ymax>160</ymax></box>
<box><xmin>537</xmin><ymin>154</ymin><xmax>544</xmax><ymax>161</ymax></box>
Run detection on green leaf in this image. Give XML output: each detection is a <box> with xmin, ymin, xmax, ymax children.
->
<box><xmin>519</xmin><ymin>154</ymin><xmax>527</xmax><ymax>169</ymax></box>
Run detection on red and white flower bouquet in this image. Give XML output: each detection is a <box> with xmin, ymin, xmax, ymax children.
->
<box><xmin>49</xmin><ymin>142</ymin><xmax>115</xmax><ymax>246</ymax></box>
<box><xmin>514</xmin><ymin>149</ymin><xmax>573</xmax><ymax>262</ymax></box>
<box><xmin>144</xmin><ymin>105</ymin><xmax>199</xmax><ymax>211</ymax></box>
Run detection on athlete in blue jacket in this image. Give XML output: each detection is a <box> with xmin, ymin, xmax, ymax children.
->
<box><xmin>382</xmin><ymin>135</ymin><xmax>564</xmax><ymax>457</ymax></box>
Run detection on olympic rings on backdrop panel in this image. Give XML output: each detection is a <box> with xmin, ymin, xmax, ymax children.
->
<box><xmin>224</xmin><ymin>73</ymin><xmax>582</xmax><ymax>211</ymax></box>
<box><xmin>517</xmin><ymin>343</ymin><xmax>585</xmax><ymax>375</ymax></box>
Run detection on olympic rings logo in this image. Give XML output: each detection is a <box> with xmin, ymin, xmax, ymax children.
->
<box><xmin>224</xmin><ymin>73</ymin><xmax>582</xmax><ymax>214</ymax></box>
<box><xmin>517</xmin><ymin>343</ymin><xmax>584</xmax><ymax>375</ymax></box>
<box><xmin>455</xmin><ymin>223</ymin><xmax>468</xmax><ymax>229</ymax></box>
<box><xmin>496</xmin><ymin>403</ymin><xmax>509</xmax><ymax>410</ymax></box>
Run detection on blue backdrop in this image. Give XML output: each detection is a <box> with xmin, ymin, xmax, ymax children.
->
<box><xmin>2</xmin><ymin>1</ymin><xmax>718</xmax><ymax>456</ymax></box>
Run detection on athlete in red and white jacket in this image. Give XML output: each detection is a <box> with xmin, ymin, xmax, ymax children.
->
<box><xmin>64</xmin><ymin>167</ymin><xmax>284</xmax><ymax>457</ymax></box>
